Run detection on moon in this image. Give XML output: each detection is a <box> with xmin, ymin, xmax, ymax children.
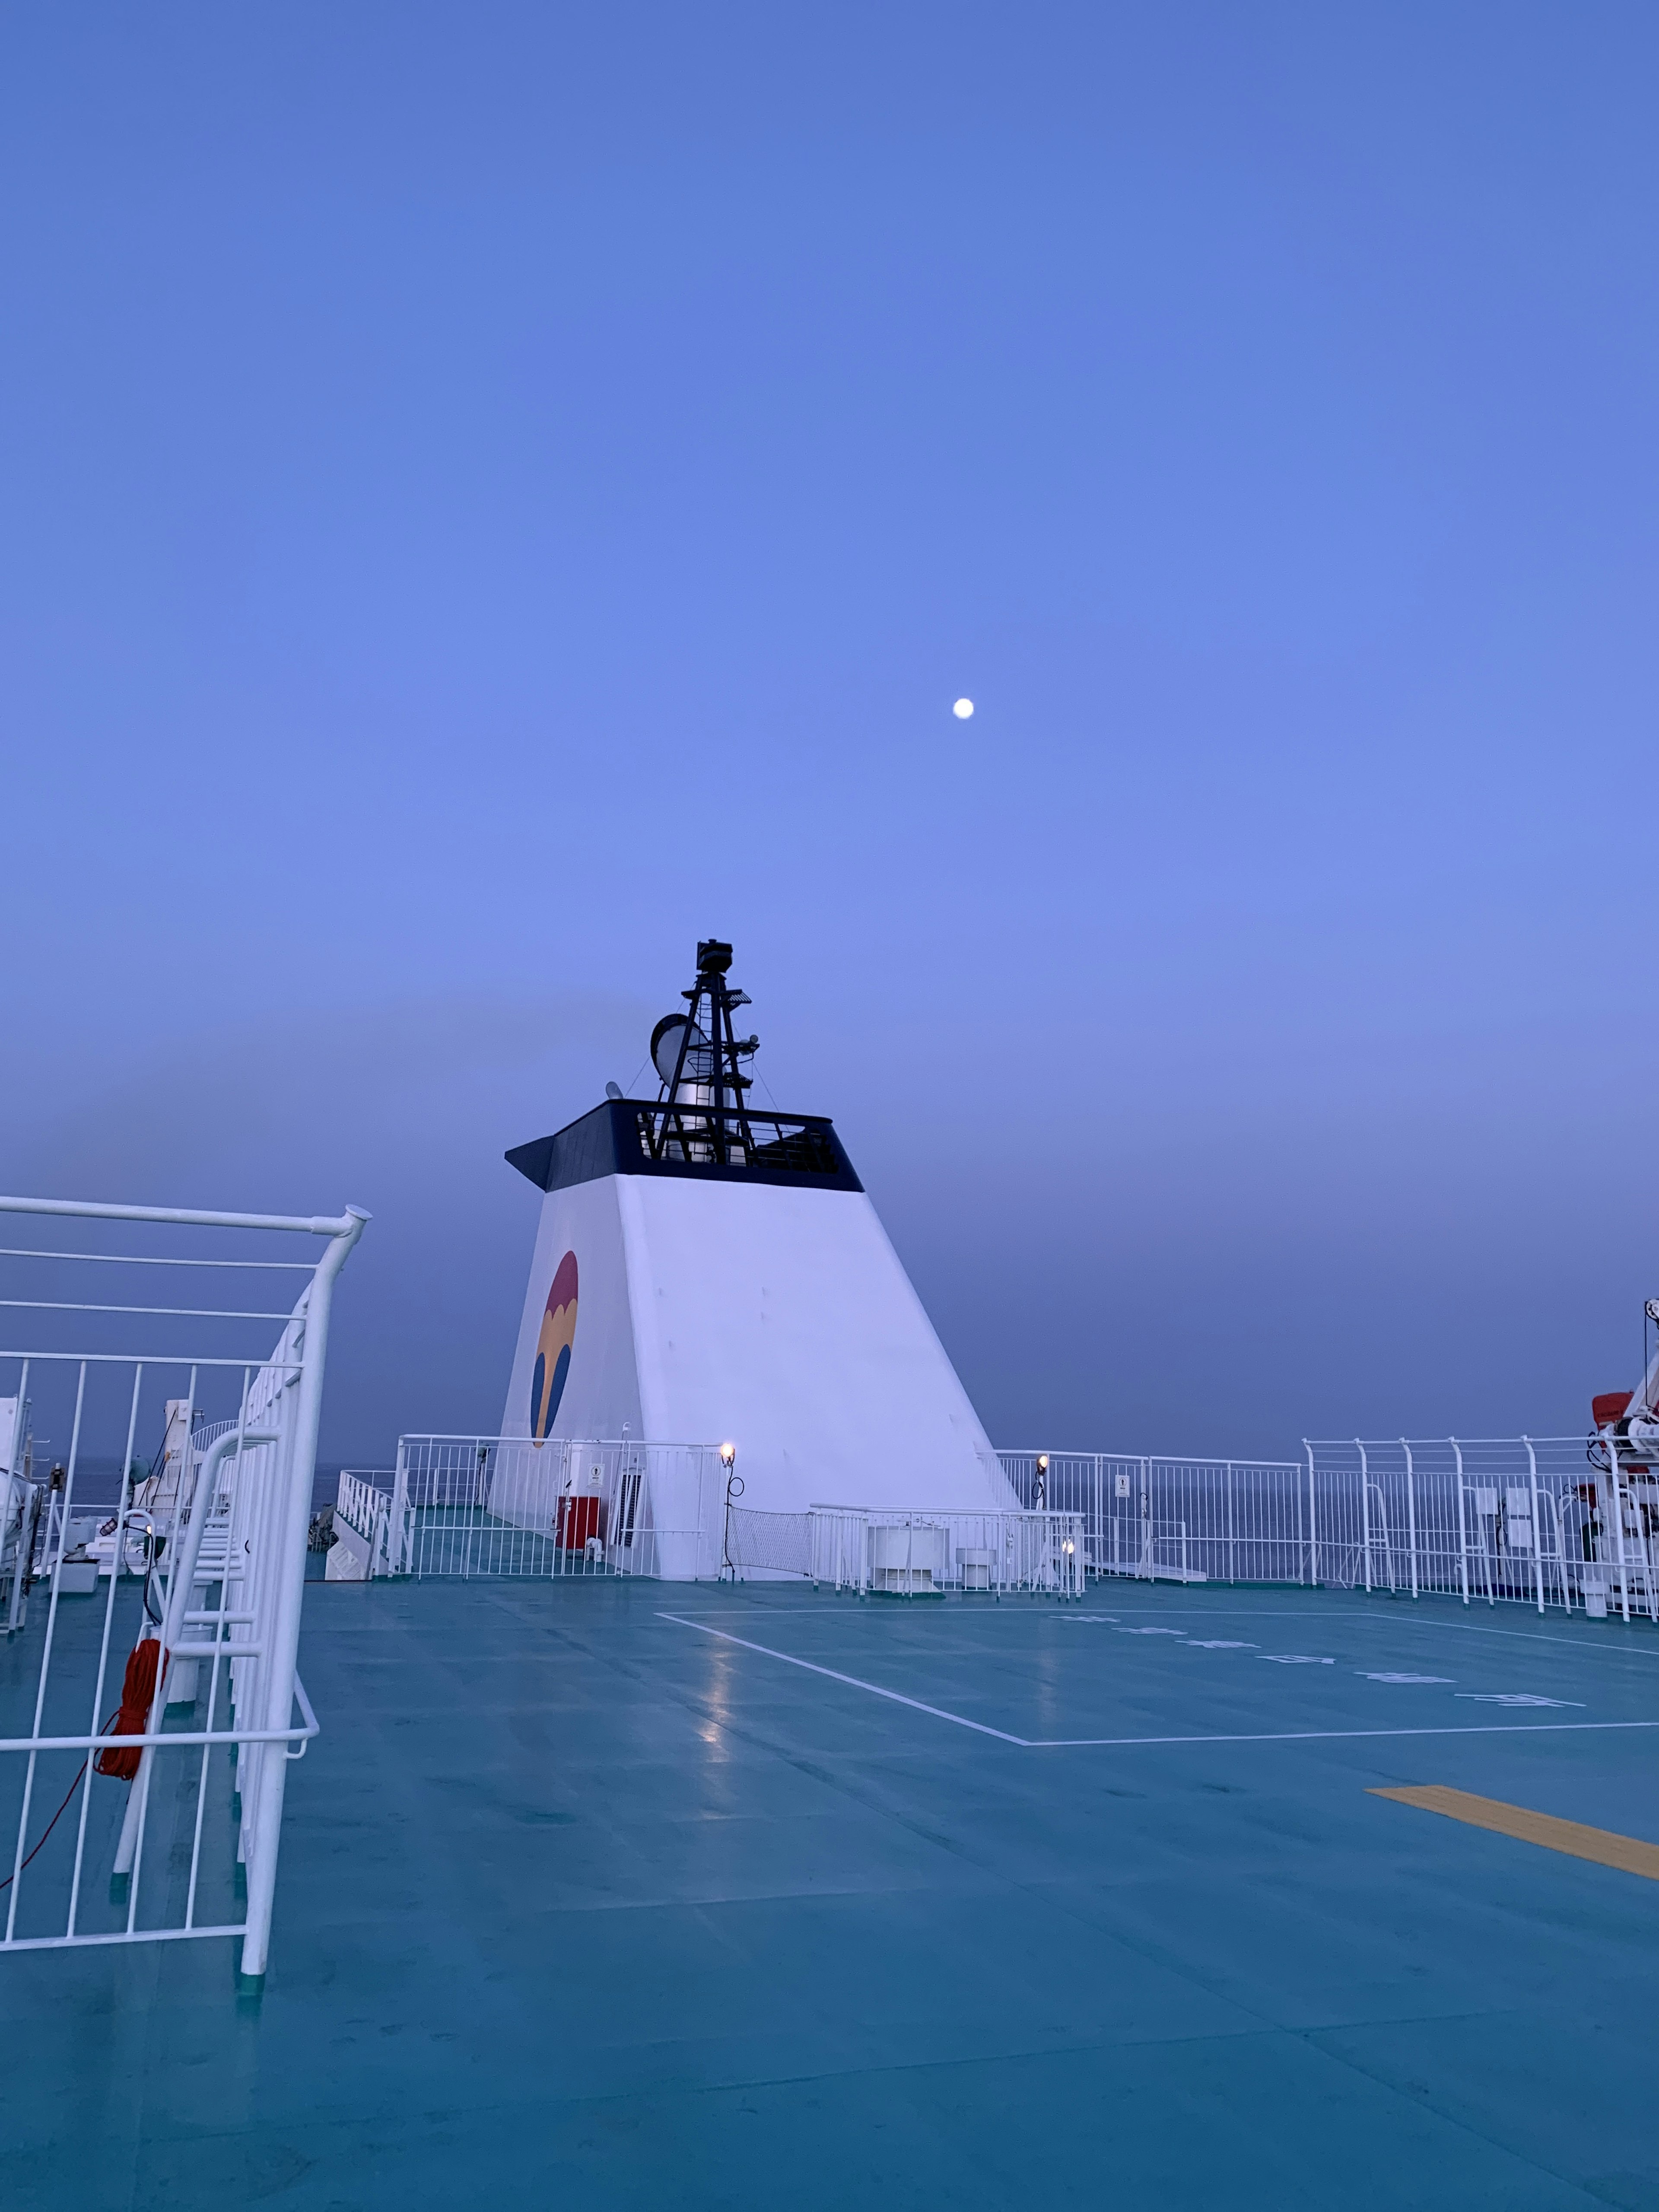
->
<box><xmin>952</xmin><ymin>698</ymin><xmax>974</xmax><ymax>719</ymax></box>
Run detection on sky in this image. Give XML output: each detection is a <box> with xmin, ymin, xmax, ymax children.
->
<box><xmin>2</xmin><ymin>3</ymin><xmax>1656</xmax><ymax>1466</ymax></box>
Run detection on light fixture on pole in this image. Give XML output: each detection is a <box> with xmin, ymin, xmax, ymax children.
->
<box><xmin>719</xmin><ymin>1444</ymin><xmax>742</xmax><ymax>1580</ymax></box>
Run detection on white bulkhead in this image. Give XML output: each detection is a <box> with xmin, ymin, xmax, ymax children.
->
<box><xmin>501</xmin><ymin>1173</ymin><xmax>1009</xmax><ymax>1514</ymax></box>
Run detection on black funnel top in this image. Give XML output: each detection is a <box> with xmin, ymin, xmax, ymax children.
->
<box><xmin>506</xmin><ymin>941</ymin><xmax>861</xmax><ymax>1197</ymax></box>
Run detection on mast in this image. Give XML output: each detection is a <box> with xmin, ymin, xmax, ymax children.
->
<box><xmin>656</xmin><ymin>940</ymin><xmax>759</xmax><ymax>1164</ymax></box>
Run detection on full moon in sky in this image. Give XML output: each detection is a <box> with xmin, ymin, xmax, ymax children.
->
<box><xmin>952</xmin><ymin>698</ymin><xmax>974</xmax><ymax>719</ymax></box>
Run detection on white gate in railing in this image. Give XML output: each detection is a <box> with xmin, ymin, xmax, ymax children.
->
<box><xmin>0</xmin><ymin>1192</ymin><xmax>365</xmax><ymax>1983</ymax></box>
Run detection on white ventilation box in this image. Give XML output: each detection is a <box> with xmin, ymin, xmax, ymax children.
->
<box><xmin>869</xmin><ymin>1522</ymin><xmax>948</xmax><ymax>1595</ymax></box>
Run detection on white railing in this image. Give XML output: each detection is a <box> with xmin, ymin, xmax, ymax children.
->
<box><xmin>998</xmin><ymin>1451</ymin><xmax>1309</xmax><ymax>1584</ymax></box>
<box><xmin>381</xmin><ymin>1437</ymin><xmax>727</xmax><ymax>1582</ymax></box>
<box><xmin>0</xmin><ymin>1192</ymin><xmax>366</xmax><ymax>1983</ymax></box>
<box><xmin>1303</xmin><ymin>1437</ymin><xmax>1654</xmax><ymax>1620</ymax></box>
<box><xmin>339</xmin><ymin>1430</ymin><xmax>1639</xmax><ymax>1622</ymax></box>
<box><xmin>359</xmin><ymin>1448</ymin><xmax>1083</xmax><ymax>1594</ymax></box>
<box><xmin>996</xmin><ymin>1438</ymin><xmax>1651</xmax><ymax>1619</ymax></box>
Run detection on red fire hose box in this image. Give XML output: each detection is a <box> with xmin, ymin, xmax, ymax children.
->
<box><xmin>557</xmin><ymin>1494</ymin><xmax>602</xmax><ymax>1549</ymax></box>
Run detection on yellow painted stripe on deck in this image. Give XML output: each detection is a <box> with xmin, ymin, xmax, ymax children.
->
<box><xmin>1370</xmin><ymin>1785</ymin><xmax>1659</xmax><ymax>1880</ymax></box>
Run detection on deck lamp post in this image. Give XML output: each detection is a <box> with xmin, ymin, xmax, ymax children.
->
<box><xmin>720</xmin><ymin>1445</ymin><xmax>741</xmax><ymax>1580</ymax></box>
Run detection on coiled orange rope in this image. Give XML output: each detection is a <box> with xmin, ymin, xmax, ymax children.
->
<box><xmin>94</xmin><ymin>1637</ymin><xmax>167</xmax><ymax>1781</ymax></box>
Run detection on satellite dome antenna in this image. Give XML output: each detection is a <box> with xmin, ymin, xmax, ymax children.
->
<box><xmin>648</xmin><ymin>940</ymin><xmax>759</xmax><ymax>1164</ymax></box>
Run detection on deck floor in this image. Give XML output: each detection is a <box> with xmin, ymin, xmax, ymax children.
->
<box><xmin>5</xmin><ymin>1574</ymin><xmax>1659</xmax><ymax>2209</ymax></box>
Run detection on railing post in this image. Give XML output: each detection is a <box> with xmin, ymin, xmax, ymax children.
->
<box><xmin>1227</xmin><ymin>1461</ymin><xmax>1235</xmax><ymax>1584</ymax></box>
<box><xmin>1609</xmin><ymin>1436</ymin><xmax>1632</xmax><ymax>1624</ymax></box>
<box><xmin>1454</xmin><ymin>1441</ymin><xmax>1469</xmax><ymax>1605</ymax></box>
<box><xmin>1305</xmin><ymin>1445</ymin><xmax>1319</xmax><ymax>1587</ymax></box>
<box><xmin>391</xmin><ymin>1440</ymin><xmax>410</xmax><ymax>1576</ymax></box>
<box><xmin>1524</xmin><ymin>1438</ymin><xmax>1544</xmax><ymax>1614</ymax></box>
<box><xmin>1402</xmin><ymin>1440</ymin><xmax>1417</xmax><ymax>1599</ymax></box>
<box><xmin>1537</xmin><ymin>1483</ymin><xmax>1564</xmax><ymax>1610</ymax></box>
<box><xmin>3</xmin><ymin>1364</ymin><xmax>29</xmax><ymax>1630</ymax></box>
<box><xmin>1357</xmin><ymin>1440</ymin><xmax>1371</xmax><ymax>1593</ymax></box>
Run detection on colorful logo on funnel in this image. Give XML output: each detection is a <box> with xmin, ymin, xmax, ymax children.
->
<box><xmin>531</xmin><ymin>1251</ymin><xmax>577</xmax><ymax>1445</ymax></box>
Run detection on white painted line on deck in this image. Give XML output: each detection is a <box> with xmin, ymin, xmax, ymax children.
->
<box><xmin>657</xmin><ymin>1615</ymin><xmax>1027</xmax><ymax>1742</ymax></box>
<box><xmin>1092</xmin><ymin>1606</ymin><xmax>1659</xmax><ymax>1660</ymax></box>
<box><xmin>648</xmin><ymin>1602</ymin><xmax>1658</xmax><ymax>1661</ymax></box>
<box><xmin>659</xmin><ymin>1614</ymin><xmax>1659</xmax><ymax>1752</ymax></box>
<box><xmin>1027</xmin><ymin>1722</ymin><xmax>1659</xmax><ymax>1748</ymax></box>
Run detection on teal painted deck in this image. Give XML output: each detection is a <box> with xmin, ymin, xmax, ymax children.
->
<box><xmin>5</xmin><ymin>1576</ymin><xmax>1659</xmax><ymax>2209</ymax></box>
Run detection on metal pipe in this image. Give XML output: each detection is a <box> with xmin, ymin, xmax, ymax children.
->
<box><xmin>1454</xmin><ymin>1441</ymin><xmax>1469</xmax><ymax>1605</ymax></box>
<box><xmin>391</xmin><ymin>1441</ymin><xmax>411</xmax><ymax>1577</ymax></box>
<box><xmin>1358</xmin><ymin>1440</ymin><xmax>1371</xmax><ymax>1593</ymax></box>
<box><xmin>64</xmin><ymin>1364</ymin><xmax>145</xmax><ymax>1940</ymax></box>
<box><xmin>236</xmin><ymin>1366</ymin><xmax>289</xmax><ymax>1825</ymax></box>
<box><xmin>0</xmin><ymin>1717</ymin><xmax>316</xmax><ymax>1754</ymax></box>
<box><xmin>0</xmin><ymin>1247</ymin><xmax>315</xmax><ymax>1270</ymax></box>
<box><xmin>0</xmin><ymin>1195</ymin><xmax>365</xmax><ymax>1236</ymax></box>
<box><xmin>1227</xmin><ymin>1461</ymin><xmax>1235</xmax><ymax>1584</ymax></box>
<box><xmin>0</xmin><ymin>1347</ymin><xmax>304</xmax><ymax>1370</ymax></box>
<box><xmin>1525</xmin><ymin>1438</ymin><xmax>1544</xmax><ymax>1614</ymax></box>
<box><xmin>1403</xmin><ymin>1441</ymin><xmax>1418</xmax><ymax>1600</ymax></box>
<box><xmin>4</xmin><ymin>1363</ymin><xmax>85</xmax><ymax>1943</ymax></box>
<box><xmin>3</xmin><ymin>1359</ymin><xmax>30</xmax><ymax>1635</ymax></box>
<box><xmin>1609</xmin><ymin>1435</ymin><xmax>1632</xmax><ymax>1624</ymax></box>
<box><xmin>3</xmin><ymin>1475</ymin><xmax>21</xmax><ymax>1635</ymax></box>
<box><xmin>0</xmin><ymin>1299</ymin><xmax>294</xmax><ymax>1321</ymax></box>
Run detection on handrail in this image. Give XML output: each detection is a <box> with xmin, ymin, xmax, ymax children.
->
<box><xmin>0</xmin><ymin>1196</ymin><xmax>370</xmax><ymax>1236</ymax></box>
<box><xmin>608</xmin><ymin>1099</ymin><xmax>836</xmax><ymax>1125</ymax></box>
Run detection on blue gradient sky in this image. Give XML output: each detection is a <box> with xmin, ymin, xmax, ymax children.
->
<box><xmin>3</xmin><ymin>6</ymin><xmax>1656</xmax><ymax>1463</ymax></box>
